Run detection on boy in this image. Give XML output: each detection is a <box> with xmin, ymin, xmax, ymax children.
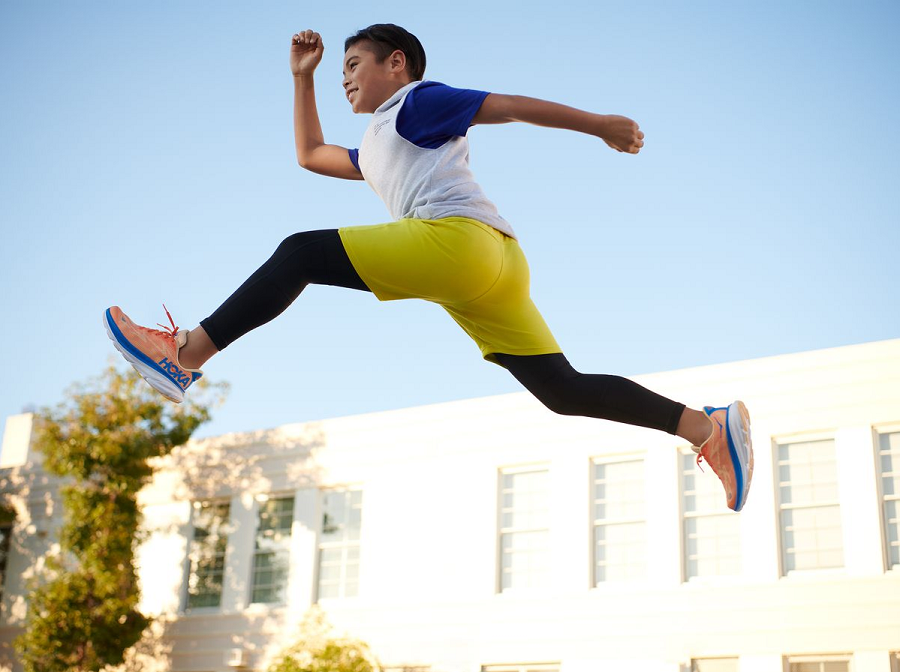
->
<box><xmin>105</xmin><ymin>24</ymin><xmax>753</xmax><ymax>511</ymax></box>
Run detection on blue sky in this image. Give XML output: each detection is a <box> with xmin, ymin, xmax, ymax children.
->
<box><xmin>1</xmin><ymin>1</ymin><xmax>898</xmax><ymax>440</ymax></box>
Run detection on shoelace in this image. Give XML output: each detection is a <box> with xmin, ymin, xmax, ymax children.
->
<box><xmin>156</xmin><ymin>303</ymin><xmax>180</xmax><ymax>337</ymax></box>
<box><xmin>134</xmin><ymin>304</ymin><xmax>180</xmax><ymax>340</ymax></box>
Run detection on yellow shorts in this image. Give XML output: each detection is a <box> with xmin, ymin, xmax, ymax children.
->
<box><xmin>338</xmin><ymin>217</ymin><xmax>561</xmax><ymax>362</ymax></box>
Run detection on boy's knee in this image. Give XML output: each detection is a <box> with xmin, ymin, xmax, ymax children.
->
<box><xmin>532</xmin><ymin>383</ymin><xmax>579</xmax><ymax>416</ymax></box>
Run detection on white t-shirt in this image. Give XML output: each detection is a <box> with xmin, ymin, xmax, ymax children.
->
<box><xmin>349</xmin><ymin>80</ymin><xmax>515</xmax><ymax>239</ymax></box>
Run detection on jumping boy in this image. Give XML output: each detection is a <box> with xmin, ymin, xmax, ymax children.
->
<box><xmin>105</xmin><ymin>24</ymin><xmax>753</xmax><ymax>511</ymax></box>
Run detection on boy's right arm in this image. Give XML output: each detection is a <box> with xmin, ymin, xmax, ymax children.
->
<box><xmin>291</xmin><ymin>31</ymin><xmax>363</xmax><ymax>181</ymax></box>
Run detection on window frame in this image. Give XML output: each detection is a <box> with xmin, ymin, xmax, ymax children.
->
<box><xmin>590</xmin><ymin>454</ymin><xmax>648</xmax><ymax>586</ymax></box>
<box><xmin>315</xmin><ymin>486</ymin><xmax>363</xmax><ymax>602</ymax></box>
<box><xmin>874</xmin><ymin>424</ymin><xmax>900</xmax><ymax>573</ymax></box>
<box><xmin>249</xmin><ymin>494</ymin><xmax>296</xmax><ymax>606</ymax></box>
<box><xmin>182</xmin><ymin>499</ymin><xmax>232</xmax><ymax>612</ymax></box>
<box><xmin>773</xmin><ymin>433</ymin><xmax>846</xmax><ymax>577</ymax></box>
<box><xmin>496</xmin><ymin>463</ymin><xmax>552</xmax><ymax>594</ymax></box>
<box><xmin>0</xmin><ymin>522</ymin><xmax>13</xmax><ymax>604</ymax></box>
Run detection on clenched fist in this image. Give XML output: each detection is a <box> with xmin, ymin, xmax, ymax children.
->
<box><xmin>291</xmin><ymin>30</ymin><xmax>324</xmax><ymax>78</ymax></box>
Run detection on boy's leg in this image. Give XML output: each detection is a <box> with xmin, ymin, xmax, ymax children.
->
<box><xmin>106</xmin><ymin>229</ymin><xmax>370</xmax><ymax>399</ymax></box>
<box><xmin>178</xmin><ymin>229</ymin><xmax>370</xmax><ymax>368</ymax></box>
<box><xmin>495</xmin><ymin>352</ymin><xmax>753</xmax><ymax>512</ymax></box>
<box><xmin>493</xmin><ymin>352</ymin><xmax>686</xmax><ymax>434</ymax></box>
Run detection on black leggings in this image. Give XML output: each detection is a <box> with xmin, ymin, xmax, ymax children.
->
<box><xmin>201</xmin><ymin>230</ymin><xmax>686</xmax><ymax>435</ymax></box>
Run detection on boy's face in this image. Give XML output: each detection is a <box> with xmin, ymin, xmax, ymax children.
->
<box><xmin>342</xmin><ymin>41</ymin><xmax>410</xmax><ymax>114</ymax></box>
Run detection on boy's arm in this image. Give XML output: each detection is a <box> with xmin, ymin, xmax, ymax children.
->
<box><xmin>291</xmin><ymin>31</ymin><xmax>363</xmax><ymax>181</ymax></box>
<box><xmin>472</xmin><ymin>93</ymin><xmax>644</xmax><ymax>154</ymax></box>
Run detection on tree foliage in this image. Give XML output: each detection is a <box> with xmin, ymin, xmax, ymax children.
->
<box><xmin>16</xmin><ymin>365</ymin><xmax>226</xmax><ymax>672</ymax></box>
<box><xmin>269</xmin><ymin>607</ymin><xmax>377</xmax><ymax>672</ymax></box>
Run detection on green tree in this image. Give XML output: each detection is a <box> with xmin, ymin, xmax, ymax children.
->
<box><xmin>269</xmin><ymin>607</ymin><xmax>377</xmax><ymax>672</ymax></box>
<box><xmin>16</xmin><ymin>365</ymin><xmax>226</xmax><ymax>672</ymax></box>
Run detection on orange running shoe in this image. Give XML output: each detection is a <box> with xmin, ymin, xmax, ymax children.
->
<box><xmin>693</xmin><ymin>401</ymin><xmax>754</xmax><ymax>511</ymax></box>
<box><xmin>104</xmin><ymin>305</ymin><xmax>202</xmax><ymax>403</ymax></box>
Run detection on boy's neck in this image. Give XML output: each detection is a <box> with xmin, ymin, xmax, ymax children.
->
<box><xmin>372</xmin><ymin>79</ymin><xmax>417</xmax><ymax>110</ymax></box>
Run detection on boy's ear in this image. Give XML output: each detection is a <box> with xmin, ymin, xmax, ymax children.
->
<box><xmin>388</xmin><ymin>49</ymin><xmax>407</xmax><ymax>75</ymax></box>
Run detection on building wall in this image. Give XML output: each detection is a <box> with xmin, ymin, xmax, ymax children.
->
<box><xmin>1</xmin><ymin>340</ymin><xmax>899</xmax><ymax>672</ymax></box>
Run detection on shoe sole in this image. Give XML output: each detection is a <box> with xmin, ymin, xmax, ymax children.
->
<box><xmin>726</xmin><ymin>400</ymin><xmax>753</xmax><ymax>511</ymax></box>
<box><xmin>104</xmin><ymin>309</ymin><xmax>184</xmax><ymax>403</ymax></box>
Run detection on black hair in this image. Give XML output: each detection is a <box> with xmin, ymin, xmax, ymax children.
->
<box><xmin>344</xmin><ymin>23</ymin><xmax>426</xmax><ymax>81</ymax></box>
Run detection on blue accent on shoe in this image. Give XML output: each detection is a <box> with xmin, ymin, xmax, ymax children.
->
<box><xmin>105</xmin><ymin>308</ymin><xmax>190</xmax><ymax>392</ymax></box>
<box><xmin>725</xmin><ymin>404</ymin><xmax>746</xmax><ymax>511</ymax></box>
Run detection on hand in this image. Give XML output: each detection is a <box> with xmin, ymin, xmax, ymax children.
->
<box><xmin>291</xmin><ymin>30</ymin><xmax>324</xmax><ymax>78</ymax></box>
<box><xmin>598</xmin><ymin>115</ymin><xmax>645</xmax><ymax>154</ymax></box>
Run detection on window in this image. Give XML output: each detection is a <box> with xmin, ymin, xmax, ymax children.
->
<box><xmin>878</xmin><ymin>431</ymin><xmax>900</xmax><ymax>569</ymax></box>
<box><xmin>681</xmin><ymin>451</ymin><xmax>741</xmax><ymax>580</ymax></box>
<box><xmin>317</xmin><ymin>489</ymin><xmax>362</xmax><ymax>600</ymax></box>
<box><xmin>786</xmin><ymin>656</ymin><xmax>850</xmax><ymax>672</ymax></box>
<box><xmin>0</xmin><ymin>506</ymin><xmax>14</xmax><ymax>603</ymax></box>
<box><xmin>498</xmin><ymin>467</ymin><xmax>550</xmax><ymax>592</ymax></box>
<box><xmin>0</xmin><ymin>524</ymin><xmax>12</xmax><ymax>602</ymax></box>
<box><xmin>691</xmin><ymin>659</ymin><xmax>739</xmax><ymax>672</ymax></box>
<box><xmin>0</xmin><ymin>527</ymin><xmax>10</xmax><ymax>601</ymax></box>
<box><xmin>185</xmin><ymin>501</ymin><xmax>230</xmax><ymax>609</ymax></box>
<box><xmin>593</xmin><ymin>458</ymin><xmax>646</xmax><ymax>584</ymax></box>
<box><xmin>482</xmin><ymin>665</ymin><xmax>559</xmax><ymax>672</ymax></box>
<box><xmin>251</xmin><ymin>496</ymin><xmax>295</xmax><ymax>604</ymax></box>
<box><xmin>776</xmin><ymin>439</ymin><xmax>844</xmax><ymax>573</ymax></box>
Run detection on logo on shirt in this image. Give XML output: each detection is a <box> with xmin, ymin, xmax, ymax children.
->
<box><xmin>372</xmin><ymin>119</ymin><xmax>391</xmax><ymax>136</ymax></box>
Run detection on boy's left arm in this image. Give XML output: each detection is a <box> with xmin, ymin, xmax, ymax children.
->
<box><xmin>472</xmin><ymin>94</ymin><xmax>644</xmax><ymax>154</ymax></box>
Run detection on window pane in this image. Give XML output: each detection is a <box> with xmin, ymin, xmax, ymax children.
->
<box><xmin>593</xmin><ymin>460</ymin><xmax>645</xmax><ymax>521</ymax></box>
<box><xmin>886</xmin><ymin>500</ymin><xmax>900</xmax><ymax>568</ymax></box>
<box><xmin>0</xmin><ymin>525</ymin><xmax>12</xmax><ymax>602</ymax></box>
<box><xmin>251</xmin><ymin>497</ymin><xmax>294</xmax><ymax>604</ymax></box>
<box><xmin>778</xmin><ymin>440</ymin><xmax>844</xmax><ymax>574</ymax></box>
<box><xmin>186</xmin><ymin>502</ymin><xmax>230</xmax><ymax>609</ymax></box>
<box><xmin>317</xmin><ymin>489</ymin><xmax>362</xmax><ymax>600</ymax></box>
<box><xmin>880</xmin><ymin>432</ymin><xmax>900</xmax><ymax>569</ymax></box>
<box><xmin>595</xmin><ymin>521</ymin><xmax>646</xmax><ymax>582</ymax></box>
<box><xmin>593</xmin><ymin>459</ymin><xmax>646</xmax><ymax>585</ymax></box>
<box><xmin>778</xmin><ymin>440</ymin><xmax>839</xmax><ymax>505</ymax></box>
<box><xmin>499</xmin><ymin>469</ymin><xmax>550</xmax><ymax>592</ymax></box>
<box><xmin>500</xmin><ymin>529</ymin><xmax>550</xmax><ymax>591</ymax></box>
<box><xmin>500</xmin><ymin>470</ymin><xmax>550</xmax><ymax>531</ymax></box>
<box><xmin>684</xmin><ymin>514</ymin><xmax>741</xmax><ymax>579</ymax></box>
<box><xmin>781</xmin><ymin>504</ymin><xmax>844</xmax><ymax>572</ymax></box>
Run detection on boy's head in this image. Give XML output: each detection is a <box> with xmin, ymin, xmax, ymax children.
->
<box><xmin>342</xmin><ymin>24</ymin><xmax>426</xmax><ymax>114</ymax></box>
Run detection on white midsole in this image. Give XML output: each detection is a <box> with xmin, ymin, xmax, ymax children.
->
<box><xmin>728</xmin><ymin>401</ymin><xmax>752</xmax><ymax>501</ymax></box>
<box><xmin>104</xmin><ymin>314</ymin><xmax>184</xmax><ymax>403</ymax></box>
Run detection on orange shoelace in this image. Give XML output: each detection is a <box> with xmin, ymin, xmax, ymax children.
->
<box><xmin>133</xmin><ymin>304</ymin><xmax>180</xmax><ymax>341</ymax></box>
<box><xmin>156</xmin><ymin>303</ymin><xmax>180</xmax><ymax>337</ymax></box>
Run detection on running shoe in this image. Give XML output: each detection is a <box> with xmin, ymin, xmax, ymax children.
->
<box><xmin>104</xmin><ymin>305</ymin><xmax>202</xmax><ymax>403</ymax></box>
<box><xmin>693</xmin><ymin>401</ymin><xmax>753</xmax><ymax>512</ymax></box>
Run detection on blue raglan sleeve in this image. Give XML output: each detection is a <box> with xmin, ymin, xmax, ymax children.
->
<box><xmin>348</xmin><ymin>148</ymin><xmax>361</xmax><ymax>173</ymax></box>
<box><xmin>396</xmin><ymin>81</ymin><xmax>490</xmax><ymax>150</ymax></box>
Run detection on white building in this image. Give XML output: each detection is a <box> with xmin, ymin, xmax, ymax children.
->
<box><xmin>1</xmin><ymin>339</ymin><xmax>899</xmax><ymax>672</ymax></box>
